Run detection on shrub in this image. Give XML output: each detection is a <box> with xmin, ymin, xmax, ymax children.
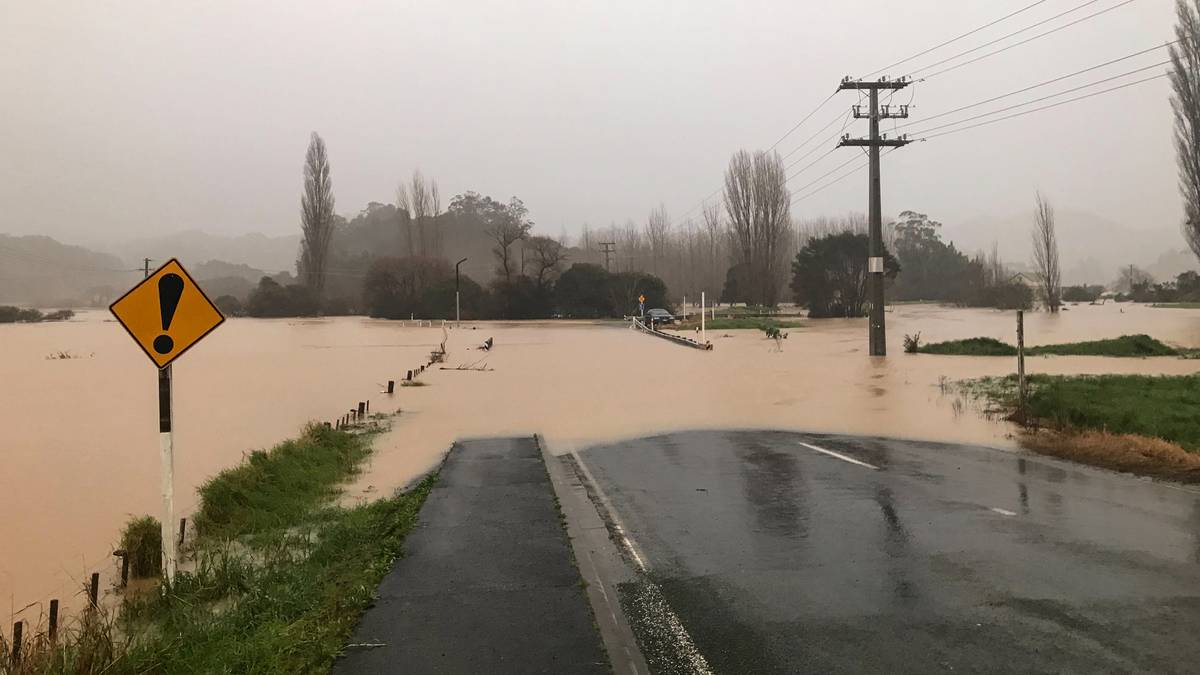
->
<box><xmin>120</xmin><ymin>515</ymin><xmax>163</xmax><ymax>578</ymax></box>
<box><xmin>903</xmin><ymin>332</ymin><xmax>921</xmax><ymax>353</ymax></box>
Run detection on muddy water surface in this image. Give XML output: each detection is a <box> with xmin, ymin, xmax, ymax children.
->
<box><xmin>4</xmin><ymin>302</ymin><xmax>1200</xmax><ymax>622</ymax></box>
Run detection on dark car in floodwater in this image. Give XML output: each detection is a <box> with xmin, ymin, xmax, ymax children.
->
<box><xmin>645</xmin><ymin>308</ymin><xmax>675</xmax><ymax>324</ymax></box>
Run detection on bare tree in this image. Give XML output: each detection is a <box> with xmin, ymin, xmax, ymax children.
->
<box><xmin>644</xmin><ymin>204</ymin><xmax>671</xmax><ymax>275</ymax></box>
<box><xmin>396</xmin><ymin>170</ymin><xmax>442</xmax><ymax>258</ymax></box>
<box><xmin>487</xmin><ymin>197</ymin><xmax>532</xmax><ymax>282</ymax></box>
<box><xmin>299</xmin><ymin>132</ymin><xmax>335</xmax><ymax>297</ymax></box>
<box><xmin>1173</xmin><ymin>0</ymin><xmax>1200</xmax><ymax>261</ymax></box>
<box><xmin>1031</xmin><ymin>192</ymin><xmax>1061</xmax><ymax>312</ymax></box>
<box><xmin>701</xmin><ymin>201</ymin><xmax>724</xmax><ymax>297</ymax></box>
<box><xmin>526</xmin><ymin>235</ymin><xmax>568</xmax><ymax>290</ymax></box>
<box><xmin>723</xmin><ymin>150</ymin><xmax>791</xmax><ymax>306</ymax></box>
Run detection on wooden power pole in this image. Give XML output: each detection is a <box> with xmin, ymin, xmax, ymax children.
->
<box><xmin>836</xmin><ymin>76</ymin><xmax>912</xmax><ymax>356</ymax></box>
<box><xmin>599</xmin><ymin>242</ymin><xmax>616</xmax><ymax>272</ymax></box>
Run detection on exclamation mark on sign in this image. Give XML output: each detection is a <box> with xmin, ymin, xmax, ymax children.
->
<box><xmin>154</xmin><ymin>273</ymin><xmax>185</xmax><ymax>354</ymax></box>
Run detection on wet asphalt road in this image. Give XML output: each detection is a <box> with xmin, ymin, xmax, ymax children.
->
<box><xmin>577</xmin><ymin>430</ymin><xmax>1200</xmax><ymax>674</ymax></box>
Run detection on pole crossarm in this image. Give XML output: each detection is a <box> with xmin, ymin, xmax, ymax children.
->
<box><xmin>838</xmin><ymin>137</ymin><xmax>912</xmax><ymax>147</ymax></box>
<box><xmin>837</xmin><ymin>76</ymin><xmax>911</xmax><ymax>91</ymax></box>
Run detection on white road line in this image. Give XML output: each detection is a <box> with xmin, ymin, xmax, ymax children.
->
<box><xmin>571</xmin><ymin>451</ymin><xmax>650</xmax><ymax>572</ymax></box>
<box><xmin>799</xmin><ymin>441</ymin><xmax>880</xmax><ymax>470</ymax></box>
<box><xmin>990</xmin><ymin>507</ymin><xmax>1018</xmax><ymax>517</ymax></box>
<box><xmin>571</xmin><ymin>451</ymin><xmax>715</xmax><ymax>675</ymax></box>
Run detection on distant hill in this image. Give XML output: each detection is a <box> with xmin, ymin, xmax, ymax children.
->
<box><xmin>104</xmin><ymin>230</ymin><xmax>301</xmax><ymax>274</ymax></box>
<box><xmin>0</xmin><ymin>234</ymin><xmax>138</xmax><ymax>306</ymax></box>
<box><xmin>942</xmin><ymin>209</ymin><xmax>1187</xmax><ymax>286</ymax></box>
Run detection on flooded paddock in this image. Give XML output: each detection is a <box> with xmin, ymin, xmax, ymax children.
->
<box><xmin>3</xmin><ymin>302</ymin><xmax>1200</xmax><ymax>620</ymax></box>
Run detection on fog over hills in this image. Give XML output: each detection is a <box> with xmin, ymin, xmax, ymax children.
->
<box><xmin>941</xmin><ymin>209</ymin><xmax>1196</xmax><ymax>286</ymax></box>
<box><xmin>99</xmin><ymin>230</ymin><xmax>301</xmax><ymax>275</ymax></box>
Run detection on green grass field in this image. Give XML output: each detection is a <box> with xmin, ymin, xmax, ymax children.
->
<box><xmin>674</xmin><ymin>317</ymin><xmax>804</xmax><ymax>331</ymax></box>
<box><xmin>916</xmin><ymin>334</ymin><xmax>1178</xmax><ymax>357</ymax></box>
<box><xmin>967</xmin><ymin>374</ymin><xmax>1200</xmax><ymax>452</ymax></box>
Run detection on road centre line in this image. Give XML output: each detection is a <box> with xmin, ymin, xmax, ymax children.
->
<box><xmin>799</xmin><ymin>441</ymin><xmax>880</xmax><ymax>470</ymax></box>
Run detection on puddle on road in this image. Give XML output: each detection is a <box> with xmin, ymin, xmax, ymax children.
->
<box><xmin>4</xmin><ymin>302</ymin><xmax>1200</xmax><ymax>619</ymax></box>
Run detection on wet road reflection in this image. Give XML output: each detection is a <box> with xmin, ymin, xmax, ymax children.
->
<box><xmin>580</xmin><ymin>430</ymin><xmax>1200</xmax><ymax>674</ymax></box>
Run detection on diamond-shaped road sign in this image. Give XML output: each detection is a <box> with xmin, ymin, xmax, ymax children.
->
<box><xmin>110</xmin><ymin>258</ymin><xmax>225</xmax><ymax>369</ymax></box>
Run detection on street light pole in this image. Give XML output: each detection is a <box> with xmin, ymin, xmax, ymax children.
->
<box><xmin>455</xmin><ymin>257</ymin><xmax>468</xmax><ymax>327</ymax></box>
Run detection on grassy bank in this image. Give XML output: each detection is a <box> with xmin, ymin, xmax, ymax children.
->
<box><xmin>2</xmin><ymin>422</ymin><xmax>434</xmax><ymax>674</ymax></box>
<box><xmin>675</xmin><ymin>317</ymin><xmax>804</xmax><ymax>331</ymax></box>
<box><xmin>915</xmin><ymin>334</ymin><xmax>1178</xmax><ymax>357</ymax></box>
<box><xmin>961</xmin><ymin>374</ymin><xmax>1200</xmax><ymax>480</ymax></box>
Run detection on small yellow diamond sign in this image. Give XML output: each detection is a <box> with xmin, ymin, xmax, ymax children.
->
<box><xmin>110</xmin><ymin>258</ymin><xmax>224</xmax><ymax>369</ymax></box>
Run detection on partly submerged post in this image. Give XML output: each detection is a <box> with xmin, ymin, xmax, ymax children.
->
<box><xmin>11</xmin><ymin>620</ymin><xmax>21</xmax><ymax>664</ymax></box>
<box><xmin>387</xmin><ymin>380</ymin><xmax>395</xmax><ymax>394</ymax></box>
<box><xmin>88</xmin><ymin>572</ymin><xmax>100</xmax><ymax>609</ymax></box>
<box><xmin>48</xmin><ymin>599</ymin><xmax>59</xmax><ymax>641</ymax></box>
<box><xmin>358</xmin><ymin>401</ymin><xmax>366</xmax><ymax>417</ymax></box>
<box><xmin>1017</xmin><ymin>310</ymin><xmax>1027</xmax><ymax>416</ymax></box>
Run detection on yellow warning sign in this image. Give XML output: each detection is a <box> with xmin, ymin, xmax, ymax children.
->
<box><xmin>110</xmin><ymin>258</ymin><xmax>225</xmax><ymax>368</ymax></box>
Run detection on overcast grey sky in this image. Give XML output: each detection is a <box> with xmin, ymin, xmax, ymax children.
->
<box><xmin>0</xmin><ymin>0</ymin><xmax>1180</xmax><ymax>248</ymax></box>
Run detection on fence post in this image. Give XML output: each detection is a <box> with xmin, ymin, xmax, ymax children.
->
<box><xmin>48</xmin><ymin>599</ymin><xmax>59</xmax><ymax>641</ymax></box>
<box><xmin>1017</xmin><ymin>310</ymin><xmax>1027</xmax><ymax>417</ymax></box>
<box><xmin>88</xmin><ymin>572</ymin><xmax>99</xmax><ymax>609</ymax></box>
<box><xmin>11</xmin><ymin>621</ymin><xmax>21</xmax><ymax>664</ymax></box>
<box><xmin>387</xmin><ymin>380</ymin><xmax>395</xmax><ymax>394</ymax></box>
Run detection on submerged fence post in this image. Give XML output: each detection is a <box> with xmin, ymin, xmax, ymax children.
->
<box><xmin>357</xmin><ymin>402</ymin><xmax>365</xmax><ymax>417</ymax></box>
<box><xmin>11</xmin><ymin>620</ymin><xmax>21</xmax><ymax>664</ymax></box>
<box><xmin>88</xmin><ymin>572</ymin><xmax>99</xmax><ymax>609</ymax></box>
<box><xmin>1017</xmin><ymin>310</ymin><xmax>1027</xmax><ymax>417</ymax></box>
<box><xmin>387</xmin><ymin>380</ymin><xmax>395</xmax><ymax>394</ymax></box>
<box><xmin>48</xmin><ymin>599</ymin><xmax>59</xmax><ymax>641</ymax></box>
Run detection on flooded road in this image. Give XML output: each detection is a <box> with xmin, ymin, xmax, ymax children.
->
<box><xmin>3</xmin><ymin>302</ymin><xmax>1200</xmax><ymax>622</ymax></box>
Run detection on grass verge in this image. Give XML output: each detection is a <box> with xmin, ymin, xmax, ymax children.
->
<box><xmin>674</xmin><ymin>317</ymin><xmax>804</xmax><ymax>331</ymax></box>
<box><xmin>917</xmin><ymin>334</ymin><xmax>1178</xmax><ymax>357</ymax></box>
<box><xmin>2</xmin><ymin>422</ymin><xmax>434</xmax><ymax>674</ymax></box>
<box><xmin>960</xmin><ymin>373</ymin><xmax>1200</xmax><ymax>480</ymax></box>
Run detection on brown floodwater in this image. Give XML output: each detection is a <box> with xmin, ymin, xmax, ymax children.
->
<box><xmin>4</xmin><ymin>302</ymin><xmax>1200</xmax><ymax>623</ymax></box>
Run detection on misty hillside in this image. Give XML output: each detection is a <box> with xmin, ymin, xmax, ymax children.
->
<box><xmin>942</xmin><ymin>210</ymin><xmax>1194</xmax><ymax>286</ymax></box>
<box><xmin>103</xmin><ymin>230</ymin><xmax>301</xmax><ymax>274</ymax></box>
<box><xmin>0</xmin><ymin>234</ymin><xmax>139</xmax><ymax>306</ymax></box>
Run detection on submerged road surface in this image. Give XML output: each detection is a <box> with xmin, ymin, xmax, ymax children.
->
<box><xmin>576</xmin><ymin>430</ymin><xmax>1200</xmax><ymax>674</ymax></box>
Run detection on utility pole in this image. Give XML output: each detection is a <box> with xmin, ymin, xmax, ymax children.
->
<box><xmin>599</xmin><ymin>242</ymin><xmax>616</xmax><ymax>272</ymax></box>
<box><xmin>143</xmin><ymin>258</ymin><xmax>153</xmax><ymax>279</ymax></box>
<box><xmin>455</xmin><ymin>257</ymin><xmax>468</xmax><ymax>327</ymax></box>
<box><xmin>837</xmin><ymin>76</ymin><xmax>912</xmax><ymax>357</ymax></box>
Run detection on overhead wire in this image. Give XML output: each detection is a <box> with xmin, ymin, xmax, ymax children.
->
<box><xmin>858</xmin><ymin>0</ymin><xmax>1050</xmax><ymax>79</ymax></box>
<box><xmin>911</xmin><ymin>0</ymin><xmax>1140</xmax><ymax>81</ymax></box>
<box><xmin>897</xmin><ymin>41</ymin><xmax>1176</xmax><ymax>129</ymax></box>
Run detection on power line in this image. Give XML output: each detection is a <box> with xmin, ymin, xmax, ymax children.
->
<box><xmin>791</xmin><ymin>148</ymin><xmax>900</xmax><ymax>207</ymax></box>
<box><xmin>859</xmin><ymin>0</ymin><xmax>1050</xmax><ymax>79</ymax></box>
<box><xmin>917</xmin><ymin>72</ymin><xmax>1168</xmax><ymax>140</ymax></box>
<box><xmin>783</xmin><ymin>111</ymin><xmax>856</xmax><ymax>175</ymax></box>
<box><xmin>789</xmin><ymin>154</ymin><xmax>863</xmax><ymax>198</ymax></box>
<box><xmin>766</xmin><ymin>91</ymin><xmax>840</xmax><ymax>152</ymax></box>
<box><xmin>897</xmin><ymin>41</ymin><xmax>1176</xmax><ymax>129</ymax></box>
<box><xmin>780</xmin><ymin>110</ymin><xmax>850</xmax><ymax>162</ymax></box>
<box><xmin>907</xmin><ymin>63</ymin><xmax>1169</xmax><ymax>137</ymax></box>
<box><xmin>910</xmin><ymin>0</ymin><xmax>1139</xmax><ymax>80</ymax></box>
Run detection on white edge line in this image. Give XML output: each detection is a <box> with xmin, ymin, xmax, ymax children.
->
<box><xmin>570</xmin><ymin>451</ymin><xmax>649</xmax><ymax>572</ymax></box>
<box><xmin>799</xmin><ymin>441</ymin><xmax>880</xmax><ymax>470</ymax></box>
<box><xmin>570</xmin><ymin>450</ymin><xmax>715</xmax><ymax>675</ymax></box>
